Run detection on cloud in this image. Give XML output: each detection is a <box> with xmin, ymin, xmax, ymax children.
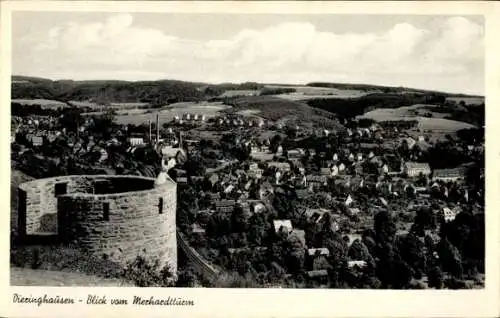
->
<box><xmin>15</xmin><ymin>14</ymin><xmax>484</xmax><ymax>94</ymax></box>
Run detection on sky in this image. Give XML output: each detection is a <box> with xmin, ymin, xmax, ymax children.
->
<box><xmin>12</xmin><ymin>12</ymin><xmax>484</xmax><ymax>95</ymax></box>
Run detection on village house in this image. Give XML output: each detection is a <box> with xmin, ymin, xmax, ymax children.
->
<box><xmin>404</xmin><ymin>162</ymin><xmax>431</xmax><ymax>178</ymax></box>
<box><xmin>348</xmin><ymin>260</ymin><xmax>368</xmax><ymax>269</ymax></box>
<box><xmin>268</xmin><ymin>161</ymin><xmax>291</xmax><ymax>172</ymax></box>
<box><xmin>287</xmin><ymin>149</ymin><xmax>303</xmax><ymax>160</ymax></box>
<box><xmin>345</xmin><ymin>194</ymin><xmax>354</xmax><ymax>207</ymax></box>
<box><xmin>248</xmin><ymin>162</ymin><xmax>259</xmax><ymax>171</ymax></box>
<box><xmin>432</xmin><ymin>167</ymin><xmax>466</xmax><ymax>182</ymax></box>
<box><xmin>306</xmin><ymin>269</ymin><xmax>329</xmax><ymax>286</ymax></box>
<box><xmin>128</xmin><ymin>136</ymin><xmax>145</xmax><ymax>146</ymax></box>
<box><xmin>206</xmin><ymin>173</ymin><xmax>219</xmax><ymax>188</ymax></box>
<box><xmin>304</xmin><ymin>208</ymin><xmax>331</xmax><ymax>223</ymax></box>
<box><xmin>247</xmin><ymin>168</ymin><xmax>263</xmax><ymax>179</ymax></box>
<box><xmin>295</xmin><ymin>188</ymin><xmax>310</xmax><ymax>200</ymax></box>
<box><xmin>348</xmin><ymin>208</ymin><xmax>361</xmax><ymax>216</ymax></box>
<box><xmin>405</xmin><ymin>137</ymin><xmax>417</xmax><ymax>149</ymax></box>
<box><xmin>380</xmin><ymin>163</ymin><xmax>389</xmax><ymax>175</ymax></box>
<box><xmin>247</xmin><ymin>162</ymin><xmax>263</xmax><ymax>179</ymax></box>
<box><xmin>251</xmin><ymin>146</ymin><xmax>274</xmax><ymax>161</ymax></box>
<box><xmin>443</xmin><ymin>207</ymin><xmax>459</xmax><ymax>222</ymax></box>
<box><xmin>31</xmin><ymin>135</ymin><xmax>44</xmax><ymax>147</ymax></box>
<box><xmin>306</xmin><ymin>175</ymin><xmax>328</xmax><ymax>191</ymax></box>
<box><xmin>344</xmin><ymin>234</ymin><xmax>363</xmax><ymax>246</ymax></box>
<box><xmin>224</xmin><ymin>184</ymin><xmax>235</xmax><ymax>194</ymax></box>
<box><xmin>207</xmin><ymin>192</ymin><xmax>221</xmax><ymax>202</ymax></box>
<box><xmin>258</xmin><ymin>182</ymin><xmax>275</xmax><ymax>200</ymax></box>
<box><xmin>273</xmin><ymin>219</ymin><xmax>293</xmax><ymax>234</ymax></box>
<box><xmin>338</xmin><ymin>162</ymin><xmax>346</xmax><ymax>173</ymax></box>
<box><xmin>176</xmin><ymin>176</ymin><xmax>188</xmax><ymax>185</ymax></box>
<box><xmin>191</xmin><ymin>223</ymin><xmax>206</xmax><ymax>236</ymax></box>
<box><xmin>250</xmin><ymin>201</ymin><xmax>267</xmax><ymax>214</ymax></box>
<box><xmin>214</xmin><ymin>199</ymin><xmax>236</xmax><ymax>213</ymax></box>
<box><xmin>320</xmin><ymin>167</ymin><xmax>332</xmax><ymax>176</ymax></box>
<box><xmin>307</xmin><ymin>248</ymin><xmax>330</xmax><ymax>270</ymax></box>
<box><xmin>243</xmin><ymin>180</ymin><xmax>253</xmax><ymax>191</ymax></box>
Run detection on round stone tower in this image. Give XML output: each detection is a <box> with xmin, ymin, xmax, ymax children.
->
<box><xmin>18</xmin><ymin>174</ymin><xmax>177</xmax><ymax>274</ymax></box>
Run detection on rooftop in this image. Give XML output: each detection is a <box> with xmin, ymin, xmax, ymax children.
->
<box><xmin>273</xmin><ymin>219</ymin><xmax>293</xmax><ymax>233</ymax></box>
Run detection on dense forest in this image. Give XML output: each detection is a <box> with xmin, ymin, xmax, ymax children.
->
<box><xmin>12</xmin><ymin>76</ymin><xmax>268</xmax><ymax>104</ymax></box>
<box><xmin>12</xmin><ymin>76</ymin><xmax>207</xmax><ymax>104</ymax></box>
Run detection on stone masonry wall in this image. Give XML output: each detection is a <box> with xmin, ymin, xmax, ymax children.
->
<box><xmin>18</xmin><ymin>175</ymin><xmax>177</xmax><ymax>275</ymax></box>
<box><xmin>18</xmin><ymin>176</ymin><xmax>94</xmax><ymax>235</ymax></box>
<box><xmin>57</xmin><ymin>177</ymin><xmax>177</xmax><ymax>274</ymax></box>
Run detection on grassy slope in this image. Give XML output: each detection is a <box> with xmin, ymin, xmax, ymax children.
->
<box><xmin>227</xmin><ymin>95</ymin><xmax>343</xmax><ymax>130</ymax></box>
<box><xmin>11</xmin><ymin>267</ymin><xmax>132</xmax><ymax>287</ymax></box>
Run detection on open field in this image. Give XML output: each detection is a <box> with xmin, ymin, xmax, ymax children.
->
<box><xmin>11</xmin><ymin>99</ymin><xmax>69</xmax><ymax>109</ymax></box>
<box><xmin>11</xmin><ymin>267</ymin><xmax>132</xmax><ymax>287</ymax></box>
<box><xmin>219</xmin><ymin>90</ymin><xmax>260</xmax><ymax>98</ymax></box>
<box><xmin>416</xmin><ymin>117</ymin><xmax>476</xmax><ymax>132</ymax></box>
<box><xmin>359</xmin><ymin>105</ymin><xmax>476</xmax><ymax>132</ymax></box>
<box><xmin>359</xmin><ymin>104</ymin><xmax>450</xmax><ymax>120</ymax></box>
<box><xmin>266</xmin><ymin>85</ymin><xmax>372</xmax><ymax>101</ymax></box>
<box><xmin>69</xmin><ymin>100</ymin><xmax>150</xmax><ymax>110</ymax></box>
<box><xmin>276</xmin><ymin>92</ymin><xmax>369</xmax><ymax>101</ymax></box>
<box><xmin>83</xmin><ymin>108</ymin><xmax>148</xmax><ymax>116</ymax></box>
<box><xmin>236</xmin><ymin>109</ymin><xmax>262</xmax><ymax>116</ymax></box>
<box><xmin>115</xmin><ymin>102</ymin><xmax>231</xmax><ymax>125</ymax></box>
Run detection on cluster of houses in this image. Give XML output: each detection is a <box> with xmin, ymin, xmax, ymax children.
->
<box><xmin>173</xmin><ymin>113</ymin><xmax>207</xmax><ymax>124</ymax></box>
<box><xmin>12</xmin><ymin>106</ymin><xmax>484</xmax><ymax>286</ymax></box>
<box><xmin>212</xmin><ymin>116</ymin><xmax>267</xmax><ymax>129</ymax></box>
<box><xmin>182</xmin><ymin>147</ymin><xmax>474</xmax><ymax>283</ymax></box>
<box><xmin>173</xmin><ymin>117</ymin><xmax>485</xmax><ymax>285</ymax></box>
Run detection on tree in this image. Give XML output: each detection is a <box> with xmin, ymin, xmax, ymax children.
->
<box><xmin>59</xmin><ymin>107</ymin><xmax>84</xmax><ymax>132</ymax></box>
<box><xmin>396</xmin><ymin>233</ymin><xmax>426</xmax><ymax>279</ymax></box>
<box><xmin>412</xmin><ymin>207</ymin><xmax>438</xmax><ymax>235</ymax></box>
<box><xmin>270</xmin><ymin>135</ymin><xmax>282</xmax><ymax>153</ymax></box>
<box><xmin>176</xmin><ymin>267</ymin><xmax>198</xmax><ymax>287</ymax></box>
<box><xmin>374</xmin><ymin>211</ymin><xmax>397</xmax><ymax>244</ymax></box>
<box><xmin>361</xmin><ymin>235</ymin><xmax>378</xmax><ymax>259</ymax></box>
<box><xmin>284</xmin><ymin>234</ymin><xmax>306</xmax><ymax>274</ymax></box>
<box><xmin>427</xmin><ymin>266</ymin><xmax>444</xmax><ymax>289</ymax></box>
<box><xmin>247</xmin><ymin>214</ymin><xmax>268</xmax><ymax>246</ymax></box>
<box><xmin>231</xmin><ymin>205</ymin><xmax>249</xmax><ymax>233</ymax></box>
<box><xmin>376</xmin><ymin>248</ymin><xmax>414</xmax><ymax>289</ymax></box>
<box><xmin>123</xmin><ymin>255</ymin><xmax>175</xmax><ymax>287</ymax></box>
<box><xmin>348</xmin><ymin>239</ymin><xmax>374</xmax><ymax>265</ymax></box>
<box><xmin>437</xmin><ymin>238</ymin><xmax>463</xmax><ymax>279</ymax></box>
<box><xmin>184</xmin><ymin>154</ymin><xmax>206</xmax><ymax>176</ymax></box>
<box><xmin>91</xmin><ymin>110</ymin><xmax>116</xmax><ymax>139</ymax></box>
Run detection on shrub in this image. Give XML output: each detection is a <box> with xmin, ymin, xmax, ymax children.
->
<box><xmin>123</xmin><ymin>255</ymin><xmax>176</xmax><ymax>287</ymax></box>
